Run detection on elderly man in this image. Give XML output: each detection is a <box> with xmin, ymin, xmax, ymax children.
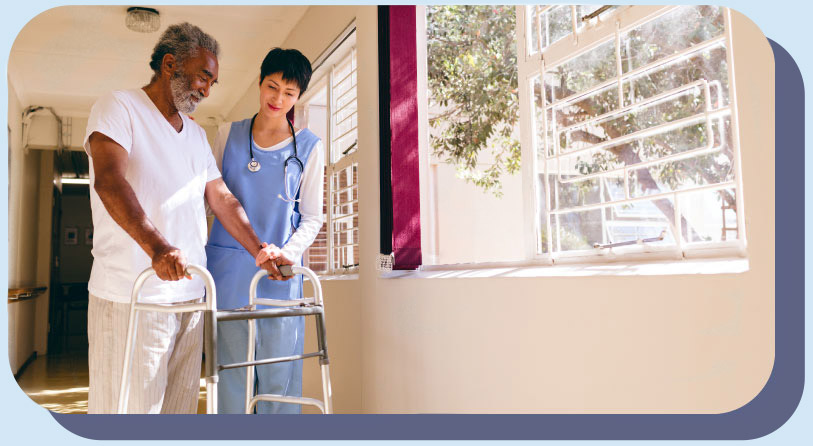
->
<box><xmin>84</xmin><ymin>23</ymin><xmax>273</xmax><ymax>414</ymax></box>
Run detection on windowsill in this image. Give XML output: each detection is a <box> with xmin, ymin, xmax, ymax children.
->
<box><xmin>379</xmin><ymin>257</ymin><xmax>749</xmax><ymax>279</ymax></box>
<box><xmin>316</xmin><ymin>273</ymin><xmax>359</xmax><ymax>281</ymax></box>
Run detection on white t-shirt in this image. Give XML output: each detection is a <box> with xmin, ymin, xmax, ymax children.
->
<box><xmin>211</xmin><ymin>123</ymin><xmax>324</xmax><ymax>262</ymax></box>
<box><xmin>84</xmin><ymin>89</ymin><xmax>221</xmax><ymax>304</ymax></box>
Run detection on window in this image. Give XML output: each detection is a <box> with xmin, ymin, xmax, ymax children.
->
<box><xmin>299</xmin><ymin>29</ymin><xmax>359</xmax><ymax>275</ymax></box>
<box><xmin>519</xmin><ymin>5</ymin><xmax>745</xmax><ymax>261</ymax></box>
<box><xmin>422</xmin><ymin>5</ymin><xmax>745</xmax><ymax>267</ymax></box>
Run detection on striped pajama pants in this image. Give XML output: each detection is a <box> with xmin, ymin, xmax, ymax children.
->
<box><xmin>87</xmin><ymin>293</ymin><xmax>203</xmax><ymax>414</ymax></box>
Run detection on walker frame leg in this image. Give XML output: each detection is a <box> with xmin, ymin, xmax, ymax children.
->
<box><xmin>116</xmin><ymin>265</ymin><xmax>216</xmax><ymax>414</ymax></box>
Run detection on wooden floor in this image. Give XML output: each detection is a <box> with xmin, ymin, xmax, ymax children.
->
<box><xmin>15</xmin><ymin>352</ymin><xmax>207</xmax><ymax>414</ymax></box>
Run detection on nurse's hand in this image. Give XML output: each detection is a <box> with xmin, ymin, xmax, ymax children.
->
<box><xmin>151</xmin><ymin>245</ymin><xmax>192</xmax><ymax>281</ymax></box>
<box><xmin>255</xmin><ymin>242</ymin><xmax>282</xmax><ymax>266</ymax></box>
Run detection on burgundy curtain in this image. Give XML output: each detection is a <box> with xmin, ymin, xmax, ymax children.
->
<box><xmin>385</xmin><ymin>5</ymin><xmax>422</xmax><ymax>270</ymax></box>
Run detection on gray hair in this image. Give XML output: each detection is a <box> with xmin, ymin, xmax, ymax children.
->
<box><xmin>149</xmin><ymin>22</ymin><xmax>220</xmax><ymax>75</ymax></box>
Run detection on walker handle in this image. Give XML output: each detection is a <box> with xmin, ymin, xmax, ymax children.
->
<box><xmin>249</xmin><ymin>266</ymin><xmax>323</xmax><ymax>307</ymax></box>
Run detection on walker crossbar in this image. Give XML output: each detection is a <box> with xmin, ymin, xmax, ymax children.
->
<box><xmin>215</xmin><ymin>305</ymin><xmax>323</xmax><ymax>322</ymax></box>
<box><xmin>249</xmin><ymin>395</ymin><xmax>326</xmax><ymax>414</ymax></box>
<box><xmin>219</xmin><ymin>351</ymin><xmax>324</xmax><ymax>371</ymax></box>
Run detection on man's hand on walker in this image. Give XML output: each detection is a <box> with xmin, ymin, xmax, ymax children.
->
<box><xmin>260</xmin><ymin>257</ymin><xmax>295</xmax><ymax>281</ymax></box>
<box><xmin>271</xmin><ymin>254</ymin><xmax>295</xmax><ymax>281</ymax></box>
<box><xmin>151</xmin><ymin>245</ymin><xmax>191</xmax><ymax>281</ymax></box>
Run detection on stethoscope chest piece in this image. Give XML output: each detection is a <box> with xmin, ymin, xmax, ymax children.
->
<box><xmin>247</xmin><ymin>113</ymin><xmax>301</xmax><ymax>201</ymax></box>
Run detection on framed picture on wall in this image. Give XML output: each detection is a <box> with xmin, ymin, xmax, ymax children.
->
<box><xmin>64</xmin><ymin>227</ymin><xmax>78</xmax><ymax>245</ymax></box>
<box><xmin>84</xmin><ymin>227</ymin><xmax>93</xmax><ymax>245</ymax></box>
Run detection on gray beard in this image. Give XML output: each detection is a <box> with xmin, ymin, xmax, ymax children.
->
<box><xmin>170</xmin><ymin>72</ymin><xmax>202</xmax><ymax>114</ymax></box>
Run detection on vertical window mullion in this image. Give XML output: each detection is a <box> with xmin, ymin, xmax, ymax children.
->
<box><xmin>516</xmin><ymin>5</ymin><xmax>546</xmax><ymax>261</ymax></box>
<box><xmin>723</xmin><ymin>7</ymin><xmax>747</xmax><ymax>247</ymax></box>
<box><xmin>326</xmin><ymin>66</ymin><xmax>336</xmax><ymax>273</ymax></box>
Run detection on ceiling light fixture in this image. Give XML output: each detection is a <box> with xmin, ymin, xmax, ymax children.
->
<box><xmin>61</xmin><ymin>178</ymin><xmax>90</xmax><ymax>185</ymax></box>
<box><xmin>125</xmin><ymin>7</ymin><xmax>160</xmax><ymax>33</ymax></box>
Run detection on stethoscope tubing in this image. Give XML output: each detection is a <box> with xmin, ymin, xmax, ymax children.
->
<box><xmin>248</xmin><ymin>113</ymin><xmax>304</xmax><ymax>202</ymax></box>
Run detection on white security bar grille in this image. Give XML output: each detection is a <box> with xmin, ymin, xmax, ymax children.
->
<box><xmin>518</xmin><ymin>5</ymin><xmax>744</xmax><ymax>258</ymax></box>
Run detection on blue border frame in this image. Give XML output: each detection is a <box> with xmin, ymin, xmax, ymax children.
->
<box><xmin>47</xmin><ymin>39</ymin><xmax>803</xmax><ymax>441</ymax></box>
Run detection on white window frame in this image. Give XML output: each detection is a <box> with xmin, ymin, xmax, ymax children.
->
<box><xmin>297</xmin><ymin>25</ymin><xmax>360</xmax><ymax>276</ymax></box>
<box><xmin>515</xmin><ymin>5</ymin><xmax>746</xmax><ymax>265</ymax></box>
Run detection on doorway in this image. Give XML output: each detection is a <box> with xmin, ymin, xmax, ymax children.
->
<box><xmin>47</xmin><ymin>150</ymin><xmax>92</xmax><ymax>354</ymax></box>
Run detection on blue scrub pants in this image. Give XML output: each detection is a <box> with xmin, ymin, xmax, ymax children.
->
<box><xmin>217</xmin><ymin>316</ymin><xmax>305</xmax><ymax>414</ymax></box>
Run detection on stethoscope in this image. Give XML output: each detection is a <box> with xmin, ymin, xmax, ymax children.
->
<box><xmin>248</xmin><ymin>113</ymin><xmax>304</xmax><ymax>202</ymax></box>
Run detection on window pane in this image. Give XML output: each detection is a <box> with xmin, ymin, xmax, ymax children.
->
<box><xmin>552</xmin><ymin>207</ymin><xmax>602</xmax><ymax>252</ymax></box>
<box><xmin>335</xmin><ymin>99</ymin><xmax>357</xmax><ymax>123</ymax></box>
<box><xmin>331</xmin><ymin>51</ymin><xmax>358</xmax><ymax>163</ymax></box>
<box><xmin>603</xmin><ymin>198</ymin><xmax>676</xmax><ymax>248</ymax></box>
<box><xmin>302</xmin><ymin>89</ymin><xmax>329</xmax><ymax>273</ymax></box>
<box><xmin>552</xmin><ymin>196</ymin><xmax>677</xmax><ymax>252</ymax></box>
<box><xmin>529</xmin><ymin>6</ymin><xmax>541</xmax><ymax>54</ymax></box>
<box><xmin>560</xmin><ymin>81</ymin><xmax>711</xmax><ymax>157</ymax></box>
<box><xmin>545</xmin><ymin>39</ymin><xmax>616</xmax><ymax>104</ymax></box>
<box><xmin>621</xmin><ymin>6</ymin><xmax>725</xmax><ymax>73</ymax></box>
<box><xmin>624</xmin><ymin>43</ymin><xmax>730</xmax><ymax>108</ymax></box>
<box><xmin>305</xmin><ymin>221</ymin><xmax>328</xmax><ymax>273</ymax></box>
<box><xmin>628</xmin><ymin>152</ymin><xmax>734</xmax><ymax>199</ymax></box>
<box><xmin>529</xmin><ymin>5</ymin><xmax>578</xmax><ymax>54</ymax></box>
<box><xmin>331</xmin><ymin>163</ymin><xmax>358</xmax><ymax>270</ymax></box>
<box><xmin>553</xmin><ymin>83</ymin><xmax>619</xmax><ymax>129</ymax></box>
<box><xmin>553</xmin><ymin>175</ymin><xmax>626</xmax><ymax>210</ymax></box>
<box><xmin>531</xmin><ymin>76</ymin><xmax>547</xmax><ymax>158</ymax></box>
<box><xmin>544</xmin><ymin>5</ymin><xmax>572</xmax><ymax>49</ymax></box>
<box><xmin>678</xmin><ymin>187</ymin><xmax>738</xmax><ymax>244</ymax></box>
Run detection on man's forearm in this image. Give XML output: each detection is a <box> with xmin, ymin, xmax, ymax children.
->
<box><xmin>210</xmin><ymin>193</ymin><xmax>263</xmax><ymax>258</ymax></box>
<box><xmin>94</xmin><ymin>176</ymin><xmax>171</xmax><ymax>258</ymax></box>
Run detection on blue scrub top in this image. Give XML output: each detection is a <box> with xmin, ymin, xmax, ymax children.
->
<box><xmin>205</xmin><ymin>118</ymin><xmax>319</xmax><ymax>310</ymax></box>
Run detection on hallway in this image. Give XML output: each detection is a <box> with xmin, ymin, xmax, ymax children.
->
<box><xmin>16</xmin><ymin>352</ymin><xmax>88</xmax><ymax>414</ymax></box>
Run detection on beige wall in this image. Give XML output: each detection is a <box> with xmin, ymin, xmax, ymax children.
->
<box><xmin>431</xmin><ymin>161</ymin><xmax>525</xmax><ymax>264</ymax></box>
<box><xmin>359</xmin><ymin>10</ymin><xmax>773</xmax><ymax>414</ymax></box>
<box><xmin>5</xmin><ymin>5</ymin><xmax>774</xmax><ymax>413</ymax></box>
<box><xmin>7</xmin><ymin>80</ymin><xmax>50</xmax><ymax>373</ymax></box>
<box><xmin>7</xmin><ymin>81</ymin><xmax>41</xmax><ymax>288</ymax></box>
<box><xmin>235</xmin><ymin>7</ymin><xmax>773</xmax><ymax>414</ymax></box>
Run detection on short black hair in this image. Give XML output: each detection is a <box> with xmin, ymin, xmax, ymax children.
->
<box><xmin>259</xmin><ymin>48</ymin><xmax>313</xmax><ymax>96</ymax></box>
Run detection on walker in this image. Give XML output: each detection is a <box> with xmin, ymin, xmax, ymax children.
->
<box><xmin>117</xmin><ymin>264</ymin><xmax>333</xmax><ymax>414</ymax></box>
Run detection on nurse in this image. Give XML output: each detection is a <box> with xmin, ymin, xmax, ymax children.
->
<box><xmin>206</xmin><ymin>48</ymin><xmax>324</xmax><ymax>414</ymax></box>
